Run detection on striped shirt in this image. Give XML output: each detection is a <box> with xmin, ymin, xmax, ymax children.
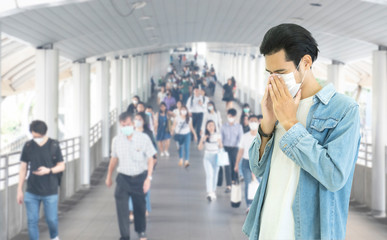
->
<box><xmin>111</xmin><ymin>131</ymin><xmax>157</xmax><ymax>176</ymax></box>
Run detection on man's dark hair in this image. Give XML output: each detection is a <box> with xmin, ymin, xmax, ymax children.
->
<box><xmin>29</xmin><ymin>120</ymin><xmax>48</xmax><ymax>135</ymax></box>
<box><xmin>146</xmin><ymin>105</ymin><xmax>153</xmax><ymax>110</ymax></box>
<box><xmin>119</xmin><ymin>111</ymin><xmax>132</xmax><ymax>122</ymax></box>
<box><xmin>260</xmin><ymin>23</ymin><xmax>319</xmax><ymax>67</ymax></box>
<box><xmin>227</xmin><ymin>108</ymin><xmax>237</xmax><ymax>117</ymax></box>
<box><xmin>248</xmin><ymin>115</ymin><xmax>259</xmax><ymax>121</ymax></box>
<box><xmin>257</xmin><ymin>114</ymin><xmax>263</xmax><ymax>120</ymax></box>
<box><xmin>133</xmin><ymin>95</ymin><xmax>140</xmax><ymax>101</ymax></box>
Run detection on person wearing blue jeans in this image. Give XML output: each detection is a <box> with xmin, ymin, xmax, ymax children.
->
<box><xmin>235</xmin><ymin>115</ymin><xmax>260</xmax><ymax>210</ymax></box>
<box><xmin>171</xmin><ymin>106</ymin><xmax>198</xmax><ymax>168</ymax></box>
<box><xmin>17</xmin><ymin>120</ymin><xmax>65</xmax><ymax>240</ymax></box>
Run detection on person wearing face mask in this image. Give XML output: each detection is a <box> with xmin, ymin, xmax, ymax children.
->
<box><xmin>171</xmin><ymin>106</ymin><xmax>198</xmax><ymax>167</ymax></box>
<box><xmin>127</xmin><ymin>95</ymin><xmax>141</xmax><ymax>115</ymax></box>
<box><xmin>17</xmin><ymin>120</ymin><xmax>65</xmax><ymax>240</ymax></box>
<box><xmin>240</xmin><ymin>103</ymin><xmax>252</xmax><ymax>133</ymax></box>
<box><xmin>128</xmin><ymin>112</ymin><xmax>158</xmax><ymax>222</ymax></box>
<box><xmin>200</xmin><ymin>101</ymin><xmax>222</xmax><ymax>137</ymax></box>
<box><xmin>157</xmin><ymin>86</ymin><xmax>167</xmax><ymax>105</ymax></box>
<box><xmin>234</xmin><ymin>115</ymin><xmax>260</xmax><ymax>211</ymax></box>
<box><xmin>106</xmin><ymin>112</ymin><xmax>156</xmax><ymax>240</ymax></box>
<box><xmin>171</xmin><ymin>82</ymin><xmax>182</xmax><ymax>101</ymax></box>
<box><xmin>187</xmin><ymin>87</ymin><xmax>207</xmax><ymax>142</ymax></box>
<box><xmin>219</xmin><ymin>108</ymin><xmax>244</xmax><ymax>193</ymax></box>
<box><xmin>163</xmin><ymin>90</ymin><xmax>177</xmax><ymax>111</ymax></box>
<box><xmin>243</xmin><ymin>24</ymin><xmax>361</xmax><ymax>240</ymax></box>
<box><xmin>180</xmin><ymin>76</ymin><xmax>192</xmax><ymax>105</ymax></box>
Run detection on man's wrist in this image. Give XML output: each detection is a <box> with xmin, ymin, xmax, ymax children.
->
<box><xmin>147</xmin><ymin>176</ymin><xmax>153</xmax><ymax>181</ymax></box>
<box><xmin>283</xmin><ymin>120</ymin><xmax>298</xmax><ymax>131</ymax></box>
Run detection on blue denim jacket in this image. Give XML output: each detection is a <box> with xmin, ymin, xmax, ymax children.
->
<box><xmin>242</xmin><ymin>84</ymin><xmax>361</xmax><ymax>240</ymax></box>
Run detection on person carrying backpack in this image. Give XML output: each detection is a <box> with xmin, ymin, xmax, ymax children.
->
<box><xmin>17</xmin><ymin>120</ymin><xmax>65</xmax><ymax>240</ymax></box>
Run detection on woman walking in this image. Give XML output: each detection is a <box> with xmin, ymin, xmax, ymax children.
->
<box><xmin>198</xmin><ymin>120</ymin><xmax>223</xmax><ymax>201</ymax></box>
<box><xmin>222</xmin><ymin>77</ymin><xmax>236</xmax><ymax>109</ymax></box>
<box><xmin>200</xmin><ymin>101</ymin><xmax>222</xmax><ymax>136</ymax></box>
<box><xmin>171</xmin><ymin>106</ymin><xmax>197</xmax><ymax>167</ymax></box>
<box><xmin>154</xmin><ymin>102</ymin><xmax>171</xmax><ymax>157</ymax></box>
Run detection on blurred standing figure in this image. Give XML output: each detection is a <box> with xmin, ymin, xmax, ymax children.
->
<box><xmin>154</xmin><ymin>102</ymin><xmax>171</xmax><ymax>157</ymax></box>
<box><xmin>222</xmin><ymin>77</ymin><xmax>236</xmax><ymax>109</ymax></box>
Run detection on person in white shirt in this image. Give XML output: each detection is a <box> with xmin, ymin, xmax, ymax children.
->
<box><xmin>157</xmin><ymin>86</ymin><xmax>167</xmax><ymax>105</ymax></box>
<box><xmin>198</xmin><ymin>120</ymin><xmax>223</xmax><ymax>201</ymax></box>
<box><xmin>171</xmin><ymin>106</ymin><xmax>198</xmax><ymax>167</ymax></box>
<box><xmin>200</xmin><ymin>101</ymin><xmax>222</xmax><ymax>136</ymax></box>
<box><xmin>187</xmin><ymin>87</ymin><xmax>208</xmax><ymax>142</ymax></box>
<box><xmin>235</xmin><ymin>115</ymin><xmax>261</xmax><ymax>210</ymax></box>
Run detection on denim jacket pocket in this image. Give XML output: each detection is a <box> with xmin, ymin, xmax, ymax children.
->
<box><xmin>310</xmin><ymin>118</ymin><xmax>339</xmax><ymax>144</ymax></box>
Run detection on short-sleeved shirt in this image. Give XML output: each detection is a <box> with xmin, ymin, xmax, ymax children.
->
<box><xmin>158</xmin><ymin>92</ymin><xmax>167</xmax><ymax>102</ymax></box>
<box><xmin>180</xmin><ymin>80</ymin><xmax>192</xmax><ymax>94</ymax></box>
<box><xmin>111</xmin><ymin>132</ymin><xmax>157</xmax><ymax>176</ymax></box>
<box><xmin>238</xmin><ymin>132</ymin><xmax>256</xmax><ymax>159</ymax></box>
<box><xmin>20</xmin><ymin>139</ymin><xmax>64</xmax><ymax>196</ymax></box>
<box><xmin>175</xmin><ymin>116</ymin><xmax>192</xmax><ymax>134</ymax></box>
<box><xmin>204</xmin><ymin>133</ymin><xmax>221</xmax><ymax>153</ymax></box>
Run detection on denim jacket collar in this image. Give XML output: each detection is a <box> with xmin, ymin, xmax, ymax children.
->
<box><xmin>314</xmin><ymin>83</ymin><xmax>336</xmax><ymax>105</ymax></box>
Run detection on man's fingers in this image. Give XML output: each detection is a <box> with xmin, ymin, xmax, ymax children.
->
<box><xmin>294</xmin><ymin>89</ymin><xmax>302</xmax><ymax>104</ymax></box>
<box><xmin>275</xmin><ymin>75</ymin><xmax>290</xmax><ymax>97</ymax></box>
<box><xmin>268</xmin><ymin>84</ymin><xmax>278</xmax><ymax>104</ymax></box>
<box><xmin>269</xmin><ymin>76</ymin><xmax>281</xmax><ymax>99</ymax></box>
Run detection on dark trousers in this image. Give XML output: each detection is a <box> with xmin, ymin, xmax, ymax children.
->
<box><xmin>217</xmin><ymin>165</ymin><xmax>232</xmax><ymax>187</ymax></box>
<box><xmin>224</xmin><ymin>146</ymin><xmax>239</xmax><ymax>182</ymax></box>
<box><xmin>192</xmin><ymin>112</ymin><xmax>203</xmax><ymax>141</ymax></box>
<box><xmin>115</xmin><ymin>172</ymin><xmax>147</xmax><ymax>240</ymax></box>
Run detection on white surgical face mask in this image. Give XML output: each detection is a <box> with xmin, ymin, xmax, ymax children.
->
<box><xmin>277</xmin><ymin>62</ymin><xmax>308</xmax><ymax>98</ymax></box>
<box><xmin>33</xmin><ymin>137</ymin><xmax>44</xmax><ymax>144</ymax></box>
<box><xmin>208</xmin><ymin>106</ymin><xmax>214</xmax><ymax>111</ymax></box>
<box><xmin>181</xmin><ymin>110</ymin><xmax>187</xmax><ymax>116</ymax></box>
<box><xmin>227</xmin><ymin>117</ymin><xmax>235</xmax><ymax>123</ymax></box>
<box><xmin>121</xmin><ymin>126</ymin><xmax>134</xmax><ymax>136</ymax></box>
<box><xmin>133</xmin><ymin>100</ymin><xmax>138</xmax><ymax>105</ymax></box>
<box><xmin>249</xmin><ymin>122</ymin><xmax>259</xmax><ymax>131</ymax></box>
<box><xmin>134</xmin><ymin>120</ymin><xmax>143</xmax><ymax>128</ymax></box>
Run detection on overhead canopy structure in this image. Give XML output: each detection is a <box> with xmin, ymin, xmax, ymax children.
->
<box><xmin>1</xmin><ymin>0</ymin><xmax>386</xmax><ymax>95</ymax></box>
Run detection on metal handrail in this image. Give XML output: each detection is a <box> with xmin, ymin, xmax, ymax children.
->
<box><xmin>89</xmin><ymin>121</ymin><xmax>102</xmax><ymax>147</ymax></box>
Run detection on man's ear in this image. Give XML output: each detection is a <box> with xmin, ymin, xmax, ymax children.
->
<box><xmin>302</xmin><ymin>55</ymin><xmax>313</xmax><ymax>70</ymax></box>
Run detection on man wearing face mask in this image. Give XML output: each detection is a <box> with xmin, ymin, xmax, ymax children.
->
<box><xmin>127</xmin><ymin>95</ymin><xmax>141</xmax><ymax>115</ymax></box>
<box><xmin>243</xmin><ymin>24</ymin><xmax>361</xmax><ymax>240</ymax></box>
<box><xmin>220</xmin><ymin>108</ymin><xmax>244</xmax><ymax>193</ymax></box>
<box><xmin>234</xmin><ymin>115</ymin><xmax>260</xmax><ymax>211</ymax></box>
<box><xmin>17</xmin><ymin>120</ymin><xmax>65</xmax><ymax>240</ymax></box>
<box><xmin>106</xmin><ymin>112</ymin><xmax>156</xmax><ymax>240</ymax></box>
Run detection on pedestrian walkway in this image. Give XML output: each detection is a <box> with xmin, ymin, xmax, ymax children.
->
<box><xmin>11</xmin><ymin>82</ymin><xmax>387</xmax><ymax>240</ymax></box>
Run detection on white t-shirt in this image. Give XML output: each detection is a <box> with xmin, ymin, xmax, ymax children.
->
<box><xmin>238</xmin><ymin>131</ymin><xmax>256</xmax><ymax>160</ymax></box>
<box><xmin>158</xmin><ymin>92</ymin><xmax>167</xmax><ymax>102</ymax></box>
<box><xmin>259</xmin><ymin>96</ymin><xmax>314</xmax><ymax>240</ymax></box>
<box><xmin>201</xmin><ymin>111</ymin><xmax>222</xmax><ymax>133</ymax></box>
<box><xmin>175</xmin><ymin>115</ymin><xmax>192</xmax><ymax>135</ymax></box>
<box><xmin>187</xmin><ymin>95</ymin><xmax>207</xmax><ymax>113</ymax></box>
<box><xmin>204</xmin><ymin>133</ymin><xmax>221</xmax><ymax>153</ymax></box>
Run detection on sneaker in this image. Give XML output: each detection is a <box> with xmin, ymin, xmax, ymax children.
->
<box><xmin>160</xmin><ymin>152</ymin><xmax>165</xmax><ymax>157</ymax></box>
<box><xmin>138</xmin><ymin>232</ymin><xmax>147</xmax><ymax>240</ymax></box>
<box><xmin>184</xmin><ymin>161</ymin><xmax>190</xmax><ymax>168</ymax></box>
<box><xmin>225</xmin><ymin>187</ymin><xmax>231</xmax><ymax>193</ymax></box>
<box><xmin>178</xmin><ymin>159</ymin><xmax>183</xmax><ymax>166</ymax></box>
<box><xmin>211</xmin><ymin>192</ymin><xmax>217</xmax><ymax>200</ymax></box>
<box><xmin>164</xmin><ymin>151</ymin><xmax>170</xmax><ymax>157</ymax></box>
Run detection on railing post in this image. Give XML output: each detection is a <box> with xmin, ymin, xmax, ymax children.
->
<box><xmin>5</xmin><ymin>155</ymin><xmax>9</xmax><ymax>240</ymax></box>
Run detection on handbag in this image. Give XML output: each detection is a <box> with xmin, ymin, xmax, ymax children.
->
<box><xmin>248</xmin><ymin>179</ymin><xmax>260</xmax><ymax>200</ymax></box>
<box><xmin>216</xmin><ymin>149</ymin><xmax>230</xmax><ymax>166</ymax></box>
<box><xmin>230</xmin><ymin>181</ymin><xmax>242</xmax><ymax>208</ymax></box>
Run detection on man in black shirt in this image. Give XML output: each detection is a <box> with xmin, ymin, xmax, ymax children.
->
<box><xmin>17</xmin><ymin>120</ymin><xmax>65</xmax><ymax>240</ymax></box>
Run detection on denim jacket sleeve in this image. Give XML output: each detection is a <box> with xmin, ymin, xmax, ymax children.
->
<box><xmin>249</xmin><ymin>132</ymin><xmax>275</xmax><ymax>178</ymax></box>
<box><xmin>279</xmin><ymin>104</ymin><xmax>360</xmax><ymax>192</ymax></box>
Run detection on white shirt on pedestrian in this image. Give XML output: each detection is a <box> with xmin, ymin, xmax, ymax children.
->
<box><xmin>175</xmin><ymin>116</ymin><xmax>192</xmax><ymax>135</ymax></box>
<box><xmin>187</xmin><ymin>95</ymin><xmax>207</xmax><ymax>113</ymax></box>
<box><xmin>259</xmin><ymin>95</ymin><xmax>314</xmax><ymax>239</ymax></box>
<box><xmin>238</xmin><ymin>131</ymin><xmax>256</xmax><ymax>160</ymax></box>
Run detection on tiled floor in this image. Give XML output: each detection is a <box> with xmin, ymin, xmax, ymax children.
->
<box><xmin>11</xmin><ymin>83</ymin><xmax>387</xmax><ymax>240</ymax></box>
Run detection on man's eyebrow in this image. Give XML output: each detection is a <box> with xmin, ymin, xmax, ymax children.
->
<box><xmin>265</xmin><ymin>68</ymin><xmax>287</xmax><ymax>73</ymax></box>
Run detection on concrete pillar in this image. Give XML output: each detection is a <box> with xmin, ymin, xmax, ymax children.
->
<box><xmin>138</xmin><ymin>55</ymin><xmax>144</xmax><ymax>101</ymax></box>
<box><xmin>112</xmin><ymin>58</ymin><xmax>123</xmax><ymax>112</ymax></box>
<box><xmin>327</xmin><ymin>60</ymin><xmax>344</xmax><ymax>93</ymax></box>
<box><xmin>35</xmin><ymin>48</ymin><xmax>59</xmax><ymax>139</ymax></box>
<box><xmin>143</xmin><ymin>55</ymin><xmax>148</xmax><ymax>101</ymax></box>
<box><xmin>371</xmin><ymin>49</ymin><xmax>387</xmax><ymax>218</ymax></box>
<box><xmin>255</xmin><ymin>55</ymin><xmax>266</xmax><ymax>115</ymax></box>
<box><xmin>96</xmin><ymin>59</ymin><xmax>110</xmax><ymax>160</ymax></box>
<box><xmin>72</xmin><ymin>62</ymin><xmax>91</xmax><ymax>186</ymax></box>
<box><xmin>123</xmin><ymin>57</ymin><xmax>131</xmax><ymax>108</ymax></box>
<box><xmin>131</xmin><ymin>56</ymin><xmax>138</xmax><ymax>98</ymax></box>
